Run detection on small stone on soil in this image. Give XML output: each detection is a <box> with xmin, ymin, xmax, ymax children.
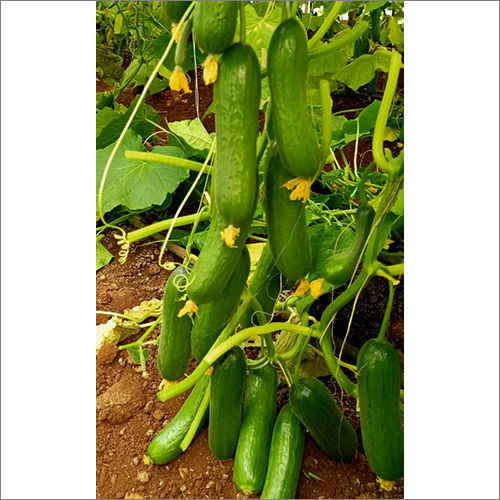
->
<box><xmin>97</xmin><ymin>343</ymin><xmax>118</xmax><ymax>365</ymax></box>
<box><xmin>152</xmin><ymin>410</ymin><xmax>165</xmax><ymax>420</ymax></box>
<box><xmin>137</xmin><ymin>471</ymin><xmax>150</xmax><ymax>483</ymax></box>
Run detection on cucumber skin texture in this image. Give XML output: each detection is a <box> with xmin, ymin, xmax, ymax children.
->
<box><xmin>321</xmin><ymin>204</ymin><xmax>375</xmax><ymax>286</ymax></box>
<box><xmin>234</xmin><ymin>364</ymin><xmax>278</xmax><ymax>495</ymax></box>
<box><xmin>240</xmin><ymin>244</ymin><xmax>281</xmax><ymax>330</ymax></box>
<box><xmin>187</xmin><ymin>207</ymin><xmax>250</xmax><ymax>305</ymax></box>
<box><xmin>214</xmin><ymin>42</ymin><xmax>261</xmax><ymax>227</ymax></box>
<box><xmin>268</xmin><ymin>18</ymin><xmax>320</xmax><ymax>178</ymax></box>
<box><xmin>264</xmin><ymin>147</ymin><xmax>312</xmax><ymax>281</ymax></box>
<box><xmin>193</xmin><ymin>1</ymin><xmax>238</xmax><ymax>55</ymax></box>
<box><xmin>289</xmin><ymin>377</ymin><xmax>358</xmax><ymax>462</ymax></box>
<box><xmin>209</xmin><ymin>346</ymin><xmax>247</xmax><ymax>460</ymax></box>
<box><xmin>163</xmin><ymin>1</ymin><xmax>191</xmax><ymax>24</ymax></box>
<box><xmin>358</xmin><ymin>339</ymin><xmax>404</xmax><ymax>480</ymax></box>
<box><xmin>260</xmin><ymin>404</ymin><xmax>305</xmax><ymax>500</ymax></box>
<box><xmin>147</xmin><ymin>375</ymin><xmax>210</xmax><ymax>464</ymax></box>
<box><xmin>191</xmin><ymin>247</ymin><xmax>250</xmax><ymax>361</ymax></box>
<box><xmin>157</xmin><ymin>266</ymin><xmax>192</xmax><ymax>381</ymax></box>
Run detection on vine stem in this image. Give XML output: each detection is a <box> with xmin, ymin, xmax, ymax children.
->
<box><xmin>319</xmin><ymin>79</ymin><xmax>333</xmax><ymax>167</ymax></box>
<box><xmin>372</xmin><ymin>49</ymin><xmax>402</xmax><ymax>175</ymax></box>
<box><xmin>97</xmin><ymin>2</ymin><xmax>195</xmax><ymax>225</ymax></box>
<box><xmin>377</xmin><ymin>280</ymin><xmax>394</xmax><ymax>341</ymax></box>
<box><xmin>118</xmin><ymin>315</ymin><xmax>163</xmax><ymax>350</ymax></box>
<box><xmin>124</xmin><ymin>151</ymin><xmax>212</xmax><ymax>174</ymax></box>
<box><xmin>239</xmin><ymin>1</ymin><xmax>246</xmax><ymax>43</ymax></box>
<box><xmin>157</xmin><ymin>322</ymin><xmax>312</xmax><ymax>402</ymax></box>
<box><xmin>126</xmin><ymin>212</ymin><xmax>210</xmax><ymax>244</ymax></box>
<box><xmin>308</xmin><ymin>1</ymin><xmax>345</xmax><ymax>49</ymax></box>
<box><xmin>180</xmin><ymin>378</ymin><xmax>210</xmax><ymax>451</ymax></box>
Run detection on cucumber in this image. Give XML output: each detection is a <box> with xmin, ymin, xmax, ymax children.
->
<box><xmin>187</xmin><ymin>206</ymin><xmax>249</xmax><ymax>305</ymax></box>
<box><xmin>208</xmin><ymin>346</ymin><xmax>247</xmax><ymax>460</ymax></box>
<box><xmin>264</xmin><ymin>145</ymin><xmax>312</xmax><ymax>281</ymax></box>
<box><xmin>193</xmin><ymin>1</ymin><xmax>238</xmax><ymax>55</ymax></box>
<box><xmin>289</xmin><ymin>377</ymin><xmax>358</xmax><ymax>462</ymax></box>
<box><xmin>357</xmin><ymin>339</ymin><xmax>404</xmax><ymax>480</ymax></box>
<box><xmin>214</xmin><ymin>42</ymin><xmax>261</xmax><ymax>227</ymax></box>
<box><xmin>321</xmin><ymin>204</ymin><xmax>375</xmax><ymax>286</ymax></box>
<box><xmin>147</xmin><ymin>374</ymin><xmax>210</xmax><ymax>464</ymax></box>
<box><xmin>163</xmin><ymin>1</ymin><xmax>191</xmax><ymax>24</ymax></box>
<box><xmin>240</xmin><ymin>244</ymin><xmax>281</xmax><ymax>330</ymax></box>
<box><xmin>234</xmin><ymin>364</ymin><xmax>278</xmax><ymax>495</ymax></box>
<box><xmin>191</xmin><ymin>246</ymin><xmax>250</xmax><ymax>361</ymax></box>
<box><xmin>260</xmin><ymin>404</ymin><xmax>305</xmax><ymax>500</ymax></box>
<box><xmin>268</xmin><ymin>18</ymin><xmax>320</xmax><ymax>178</ymax></box>
<box><xmin>157</xmin><ymin>266</ymin><xmax>192</xmax><ymax>381</ymax></box>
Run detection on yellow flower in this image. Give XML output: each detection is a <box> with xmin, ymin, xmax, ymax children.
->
<box><xmin>294</xmin><ymin>278</ymin><xmax>310</xmax><ymax>297</ymax></box>
<box><xmin>377</xmin><ymin>478</ymin><xmax>395</xmax><ymax>492</ymax></box>
<box><xmin>383</xmin><ymin>238</ymin><xmax>394</xmax><ymax>250</ymax></box>
<box><xmin>158</xmin><ymin>378</ymin><xmax>176</xmax><ymax>391</ymax></box>
<box><xmin>309</xmin><ymin>278</ymin><xmax>325</xmax><ymax>299</ymax></box>
<box><xmin>143</xmin><ymin>455</ymin><xmax>151</xmax><ymax>466</ymax></box>
<box><xmin>220</xmin><ymin>224</ymin><xmax>240</xmax><ymax>248</ymax></box>
<box><xmin>282</xmin><ymin>177</ymin><xmax>312</xmax><ymax>203</ymax></box>
<box><xmin>170</xmin><ymin>65</ymin><xmax>192</xmax><ymax>94</ymax></box>
<box><xmin>205</xmin><ymin>366</ymin><xmax>214</xmax><ymax>376</ymax></box>
<box><xmin>177</xmin><ymin>299</ymin><xmax>198</xmax><ymax>318</ymax></box>
<box><xmin>172</xmin><ymin>23</ymin><xmax>181</xmax><ymax>43</ymax></box>
<box><xmin>203</xmin><ymin>54</ymin><xmax>218</xmax><ymax>85</ymax></box>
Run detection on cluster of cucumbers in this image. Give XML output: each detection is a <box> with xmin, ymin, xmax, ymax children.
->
<box><xmin>147</xmin><ymin>3</ymin><xmax>403</xmax><ymax>498</ymax></box>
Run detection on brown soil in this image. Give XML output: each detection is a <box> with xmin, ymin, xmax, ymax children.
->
<box><xmin>97</xmin><ymin>58</ymin><xmax>404</xmax><ymax>500</ymax></box>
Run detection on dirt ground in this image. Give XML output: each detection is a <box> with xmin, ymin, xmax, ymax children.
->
<box><xmin>96</xmin><ymin>62</ymin><xmax>404</xmax><ymax>499</ymax></box>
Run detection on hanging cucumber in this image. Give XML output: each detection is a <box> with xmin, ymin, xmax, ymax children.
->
<box><xmin>191</xmin><ymin>246</ymin><xmax>250</xmax><ymax>361</ymax></box>
<box><xmin>193</xmin><ymin>1</ymin><xmax>239</xmax><ymax>84</ymax></box>
<box><xmin>260</xmin><ymin>404</ymin><xmax>305</xmax><ymax>500</ymax></box>
<box><xmin>267</xmin><ymin>18</ymin><xmax>320</xmax><ymax>179</ymax></box>
<box><xmin>289</xmin><ymin>377</ymin><xmax>358</xmax><ymax>462</ymax></box>
<box><xmin>214</xmin><ymin>42</ymin><xmax>261</xmax><ymax>228</ymax></box>
<box><xmin>240</xmin><ymin>244</ymin><xmax>281</xmax><ymax>330</ymax></box>
<box><xmin>321</xmin><ymin>204</ymin><xmax>375</xmax><ymax>287</ymax></box>
<box><xmin>264</xmin><ymin>145</ymin><xmax>311</xmax><ymax>281</ymax></box>
<box><xmin>170</xmin><ymin>16</ymin><xmax>194</xmax><ymax>94</ymax></box>
<box><xmin>147</xmin><ymin>374</ymin><xmax>209</xmax><ymax>464</ymax></box>
<box><xmin>163</xmin><ymin>1</ymin><xmax>191</xmax><ymax>24</ymax></box>
<box><xmin>234</xmin><ymin>364</ymin><xmax>278</xmax><ymax>495</ymax></box>
<box><xmin>357</xmin><ymin>339</ymin><xmax>404</xmax><ymax>481</ymax></box>
<box><xmin>187</xmin><ymin>206</ymin><xmax>249</xmax><ymax>306</ymax></box>
<box><xmin>157</xmin><ymin>266</ymin><xmax>192</xmax><ymax>382</ymax></box>
<box><xmin>208</xmin><ymin>346</ymin><xmax>247</xmax><ymax>460</ymax></box>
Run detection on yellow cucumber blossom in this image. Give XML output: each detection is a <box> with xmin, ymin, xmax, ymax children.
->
<box><xmin>177</xmin><ymin>298</ymin><xmax>198</xmax><ymax>318</ymax></box>
<box><xmin>377</xmin><ymin>478</ymin><xmax>395</xmax><ymax>492</ymax></box>
<box><xmin>172</xmin><ymin>22</ymin><xmax>181</xmax><ymax>43</ymax></box>
<box><xmin>220</xmin><ymin>224</ymin><xmax>240</xmax><ymax>248</ymax></box>
<box><xmin>309</xmin><ymin>278</ymin><xmax>325</xmax><ymax>299</ymax></box>
<box><xmin>294</xmin><ymin>278</ymin><xmax>310</xmax><ymax>297</ymax></box>
<box><xmin>282</xmin><ymin>177</ymin><xmax>312</xmax><ymax>203</ymax></box>
<box><xmin>203</xmin><ymin>54</ymin><xmax>219</xmax><ymax>85</ymax></box>
<box><xmin>170</xmin><ymin>65</ymin><xmax>192</xmax><ymax>94</ymax></box>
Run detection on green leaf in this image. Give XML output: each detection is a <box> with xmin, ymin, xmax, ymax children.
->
<box><xmin>342</xmin><ymin>100</ymin><xmax>381</xmax><ymax>136</ymax></box>
<box><xmin>307</xmin><ymin>49</ymin><xmax>347</xmax><ymax>86</ymax></box>
<box><xmin>168</xmin><ymin>118</ymin><xmax>214</xmax><ymax>152</ymax></box>
<box><xmin>96</xmin><ymin>107</ymin><xmax>118</xmax><ymax>137</ymax></box>
<box><xmin>363</xmin><ymin>1</ymin><xmax>386</xmax><ymax>13</ymax></box>
<box><xmin>96</xmin><ymin>47</ymin><xmax>124</xmax><ymax>85</ymax></box>
<box><xmin>388</xmin><ymin>16</ymin><xmax>404</xmax><ymax>51</ymax></box>
<box><xmin>391</xmin><ymin>188</ymin><xmax>404</xmax><ymax>216</ymax></box>
<box><xmin>96</xmin><ymin>235</ymin><xmax>113</xmax><ymax>270</ymax></box>
<box><xmin>148</xmin><ymin>76</ymin><xmax>170</xmax><ymax>95</ymax></box>
<box><xmin>96</xmin><ymin>96</ymin><xmax>160</xmax><ymax>149</ymax></box>
<box><xmin>96</xmin><ymin>130</ymin><xmax>190</xmax><ymax>213</ymax></box>
<box><xmin>126</xmin><ymin>346</ymin><xmax>150</xmax><ymax>364</ymax></box>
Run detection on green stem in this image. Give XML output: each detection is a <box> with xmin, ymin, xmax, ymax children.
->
<box><xmin>250</xmin><ymin>296</ymin><xmax>276</xmax><ymax>360</ymax></box>
<box><xmin>183</xmin><ymin>207</ymin><xmax>208</xmax><ymax>267</ymax></box>
<box><xmin>180</xmin><ymin>379</ymin><xmax>210</xmax><ymax>451</ymax></box>
<box><xmin>377</xmin><ymin>280</ymin><xmax>394</xmax><ymax>341</ymax></box>
<box><xmin>386</xmin><ymin>262</ymin><xmax>404</xmax><ymax>276</ymax></box>
<box><xmin>319</xmin><ymin>79</ymin><xmax>333</xmax><ymax>167</ymax></box>
<box><xmin>97</xmin><ymin>1</ymin><xmax>195</xmax><ymax>224</ymax></box>
<box><xmin>126</xmin><ymin>212</ymin><xmax>210</xmax><ymax>244</ymax></box>
<box><xmin>309</xmin><ymin>20</ymin><xmax>369</xmax><ymax>59</ymax></box>
<box><xmin>320</xmin><ymin>334</ymin><xmax>358</xmax><ymax>397</ymax></box>
<box><xmin>118</xmin><ymin>315</ymin><xmax>163</xmax><ymax>350</ymax></box>
<box><xmin>239</xmin><ymin>1</ymin><xmax>246</xmax><ymax>43</ymax></box>
<box><xmin>124</xmin><ymin>151</ymin><xmax>212</xmax><ymax>174</ymax></box>
<box><xmin>293</xmin><ymin>315</ymin><xmax>311</xmax><ymax>381</ymax></box>
<box><xmin>372</xmin><ymin>50</ymin><xmax>402</xmax><ymax>174</ymax></box>
<box><xmin>308</xmin><ymin>1</ymin><xmax>345</xmax><ymax>49</ymax></box>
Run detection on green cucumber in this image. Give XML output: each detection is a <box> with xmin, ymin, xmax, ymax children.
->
<box><xmin>260</xmin><ymin>404</ymin><xmax>305</xmax><ymax>500</ymax></box>
<box><xmin>157</xmin><ymin>266</ymin><xmax>192</xmax><ymax>381</ymax></box>
<box><xmin>289</xmin><ymin>377</ymin><xmax>358</xmax><ymax>462</ymax></box>
<box><xmin>193</xmin><ymin>1</ymin><xmax>238</xmax><ymax>55</ymax></box>
<box><xmin>187</xmin><ymin>206</ymin><xmax>249</xmax><ymax>305</ymax></box>
<box><xmin>208</xmin><ymin>346</ymin><xmax>247</xmax><ymax>460</ymax></box>
<box><xmin>147</xmin><ymin>374</ymin><xmax>210</xmax><ymax>464</ymax></box>
<box><xmin>268</xmin><ymin>18</ymin><xmax>320</xmax><ymax>179</ymax></box>
<box><xmin>214</xmin><ymin>42</ymin><xmax>261</xmax><ymax>227</ymax></box>
<box><xmin>174</xmin><ymin>16</ymin><xmax>193</xmax><ymax>68</ymax></box>
<box><xmin>264</xmin><ymin>145</ymin><xmax>311</xmax><ymax>281</ymax></box>
<box><xmin>321</xmin><ymin>204</ymin><xmax>375</xmax><ymax>286</ymax></box>
<box><xmin>163</xmin><ymin>1</ymin><xmax>191</xmax><ymax>24</ymax></box>
<box><xmin>357</xmin><ymin>339</ymin><xmax>404</xmax><ymax>480</ymax></box>
<box><xmin>234</xmin><ymin>364</ymin><xmax>278</xmax><ymax>495</ymax></box>
<box><xmin>191</xmin><ymin>246</ymin><xmax>250</xmax><ymax>361</ymax></box>
<box><xmin>240</xmin><ymin>244</ymin><xmax>281</xmax><ymax>330</ymax></box>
